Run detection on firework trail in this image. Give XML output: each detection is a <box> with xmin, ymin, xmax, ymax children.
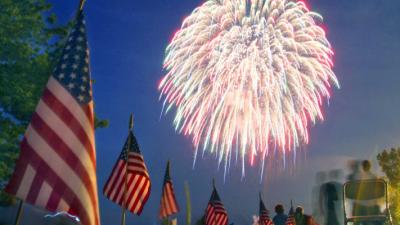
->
<box><xmin>159</xmin><ymin>0</ymin><xmax>339</xmax><ymax>176</ymax></box>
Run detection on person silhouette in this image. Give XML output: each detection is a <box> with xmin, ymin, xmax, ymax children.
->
<box><xmin>320</xmin><ymin>170</ymin><xmax>342</xmax><ymax>225</ymax></box>
<box><xmin>273</xmin><ymin>204</ymin><xmax>288</xmax><ymax>225</ymax></box>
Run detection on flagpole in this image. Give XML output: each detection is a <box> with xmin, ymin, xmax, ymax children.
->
<box><xmin>13</xmin><ymin>200</ymin><xmax>24</xmax><ymax>225</ymax></box>
<box><xmin>121</xmin><ymin>113</ymin><xmax>134</xmax><ymax>225</ymax></box>
<box><xmin>184</xmin><ymin>181</ymin><xmax>191</xmax><ymax>225</ymax></box>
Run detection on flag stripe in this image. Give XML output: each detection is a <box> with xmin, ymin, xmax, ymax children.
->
<box><xmin>29</xmin><ymin>112</ymin><xmax>97</xmax><ymax>208</ymax></box>
<box><xmin>41</xmin><ymin>88</ymin><xmax>95</xmax><ymax>164</ymax></box>
<box><xmin>15</xmin><ymin>165</ymin><xmax>36</xmax><ymax>200</ymax></box>
<box><xmin>26</xmin><ymin>171</ymin><xmax>43</xmax><ymax>203</ymax></box>
<box><xmin>104</xmin><ymin>161</ymin><xmax>124</xmax><ymax>198</ymax></box>
<box><xmin>23</xmin><ymin>127</ymin><xmax>96</xmax><ymax>224</ymax></box>
<box><xmin>46</xmin><ymin>77</ymin><xmax>94</xmax><ymax>149</ymax></box>
<box><xmin>35</xmin><ymin>99</ymin><xmax>95</xmax><ymax>175</ymax></box>
<box><xmin>16</xmin><ymin>139</ymin><xmax>95</xmax><ymax>225</ymax></box>
<box><xmin>36</xmin><ymin>181</ymin><xmax>52</xmax><ymax>206</ymax></box>
<box><xmin>130</xmin><ymin>176</ymin><xmax>147</xmax><ymax>211</ymax></box>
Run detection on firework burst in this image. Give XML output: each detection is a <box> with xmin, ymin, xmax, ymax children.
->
<box><xmin>159</xmin><ymin>0</ymin><xmax>339</xmax><ymax>176</ymax></box>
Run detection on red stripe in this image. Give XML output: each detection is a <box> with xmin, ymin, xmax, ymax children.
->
<box><xmin>131</xmin><ymin>179</ymin><xmax>150</xmax><ymax>215</ymax></box>
<box><xmin>112</xmin><ymin>164</ymin><xmax>127</xmax><ymax>203</ymax></box>
<box><xmin>5</xmin><ymin>143</ymin><xmax>30</xmax><ymax>195</ymax></box>
<box><xmin>164</xmin><ymin>182</ymin><xmax>178</xmax><ymax>214</ymax></box>
<box><xmin>126</xmin><ymin>175</ymin><xmax>144</xmax><ymax>211</ymax></box>
<box><xmin>121</xmin><ymin>173</ymin><xmax>136</xmax><ymax>206</ymax></box>
<box><xmin>30</xmin><ymin>113</ymin><xmax>98</xmax><ymax>217</ymax></box>
<box><xmin>42</xmin><ymin>88</ymin><xmax>95</xmax><ymax>167</ymax></box>
<box><xmin>18</xmin><ymin>139</ymin><xmax>93</xmax><ymax>225</ymax></box>
<box><xmin>46</xmin><ymin>190</ymin><xmax>62</xmax><ymax>211</ymax></box>
<box><xmin>161</xmin><ymin>188</ymin><xmax>171</xmax><ymax>217</ymax></box>
<box><xmin>128</xmin><ymin>161</ymin><xmax>147</xmax><ymax>169</ymax></box>
<box><xmin>104</xmin><ymin>161</ymin><xmax>124</xmax><ymax>197</ymax></box>
<box><xmin>26</xmin><ymin>172</ymin><xmax>44</xmax><ymax>203</ymax></box>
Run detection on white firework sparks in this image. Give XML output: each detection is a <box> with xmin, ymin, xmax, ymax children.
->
<box><xmin>159</xmin><ymin>0</ymin><xmax>339</xmax><ymax>176</ymax></box>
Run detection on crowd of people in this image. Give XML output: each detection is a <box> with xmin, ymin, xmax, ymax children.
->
<box><xmin>271</xmin><ymin>204</ymin><xmax>314</xmax><ymax>225</ymax></box>
<box><xmin>257</xmin><ymin>159</ymin><xmax>385</xmax><ymax>225</ymax></box>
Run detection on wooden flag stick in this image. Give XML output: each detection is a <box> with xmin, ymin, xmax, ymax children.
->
<box><xmin>121</xmin><ymin>113</ymin><xmax>134</xmax><ymax>225</ymax></box>
<box><xmin>13</xmin><ymin>200</ymin><xmax>24</xmax><ymax>225</ymax></box>
<box><xmin>184</xmin><ymin>181</ymin><xmax>191</xmax><ymax>225</ymax></box>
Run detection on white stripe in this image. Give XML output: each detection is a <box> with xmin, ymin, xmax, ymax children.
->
<box><xmin>164</xmin><ymin>186</ymin><xmax>173</xmax><ymax>213</ymax></box>
<box><xmin>166</xmin><ymin>184</ymin><xmax>177</xmax><ymax>212</ymax></box>
<box><xmin>134</xmin><ymin>180</ymin><xmax>150</xmax><ymax>212</ymax></box>
<box><xmin>127</xmin><ymin>166</ymin><xmax>149</xmax><ymax>176</ymax></box>
<box><xmin>46</xmin><ymin>77</ymin><xmax>95</xmax><ymax>149</ymax></box>
<box><xmin>57</xmin><ymin>198</ymin><xmax>70</xmax><ymax>212</ymax></box>
<box><xmin>123</xmin><ymin>174</ymin><xmax>140</xmax><ymax>207</ymax></box>
<box><xmin>126</xmin><ymin>175</ymin><xmax>143</xmax><ymax>211</ymax></box>
<box><xmin>35</xmin><ymin>181</ymin><xmax>52</xmax><ymax>206</ymax></box>
<box><xmin>36</xmin><ymin>100</ymin><xmax>96</xmax><ymax>179</ymax></box>
<box><xmin>104</xmin><ymin>161</ymin><xmax>123</xmax><ymax>196</ymax></box>
<box><xmin>16</xmin><ymin>165</ymin><xmax>36</xmax><ymax>200</ymax></box>
<box><xmin>127</xmin><ymin>157</ymin><xmax>145</xmax><ymax>164</ymax></box>
<box><xmin>25</xmin><ymin>125</ymin><xmax>95</xmax><ymax>225</ymax></box>
<box><xmin>129</xmin><ymin>176</ymin><xmax>146</xmax><ymax>212</ymax></box>
<box><xmin>108</xmin><ymin>164</ymin><xmax>126</xmax><ymax>201</ymax></box>
<box><xmin>115</xmin><ymin>173</ymin><xmax>132</xmax><ymax>204</ymax></box>
<box><xmin>162</xmin><ymin>192</ymin><xmax>171</xmax><ymax>215</ymax></box>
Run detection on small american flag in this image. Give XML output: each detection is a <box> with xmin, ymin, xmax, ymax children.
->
<box><xmin>285</xmin><ymin>205</ymin><xmax>295</xmax><ymax>225</ymax></box>
<box><xmin>159</xmin><ymin>160</ymin><xmax>179</xmax><ymax>219</ymax></box>
<box><xmin>205</xmin><ymin>185</ymin><xmax>228</xmax><ymax>225</ymax></box>
<box><xmin>5</xmin><ymin>10</ymin><xmax>100</xmax><ymax>225</ymax></box>
<box><xmin>259</xmin><ymin>194</ymin><xmax>273</xmax><ymax>225</ymax></box>
<box><xmin>103</xmin><ymin>129</ymin><xmax>151</xmax><ymax>215</ymax></box>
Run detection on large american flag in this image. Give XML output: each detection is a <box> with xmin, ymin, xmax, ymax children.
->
<box><xmin>205</xmin><ymin>186</ymin><xmax>228</xmax><ymax>225</ymax></box>
<box><xmin>5</xmin><ymin>10</ymin><xmax>100</xmax><ymax>225</ymax></box>
<box><xmin>259</xmin><ymin>194</ymin><xmax>273</xmax><ymax>225</ymax></box>
<box><xmin>159</xmin><ymin>160</ymin><xmax>179</xmax><ymax>219</ymax></box>
<box><xmin>103</xmin><ymin>130</ymin><xmax>151</xmax><ymax>215</ymax></box>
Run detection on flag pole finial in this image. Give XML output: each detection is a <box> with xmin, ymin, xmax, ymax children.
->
<box><xmin>166</xmin><ymin>160</ymin><xmax>171</xmax><ymax>174</ymax></box>
<box><xmin>129</xmin><ymin>113</ymin><xmax>134</xmax><ymax>131</ymax></box>
<box><xmin>212</xmin><ymin>178</ymin><xmax>215</xmax><ymax>189</ymax></box>
<box><xmin>79</xmin><ymin>0</ymin><xmax>86</xmax><ymax>10</ymax></box>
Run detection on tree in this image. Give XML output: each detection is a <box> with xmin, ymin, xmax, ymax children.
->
<box><xmin>377</xmin><ymin>147</ymin><xmax>400</xmax><ymax>224</ymax></box>
<box><xmin>0</xmin><ymin>0</ymin><xmax>107</xmax><ymax>205</ymax></box>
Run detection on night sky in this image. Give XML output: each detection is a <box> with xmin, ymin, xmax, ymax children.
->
<box><xmin>13</xmin><ymin>0</ymin><xmax>400</xmax><ymax>224</ymax></box>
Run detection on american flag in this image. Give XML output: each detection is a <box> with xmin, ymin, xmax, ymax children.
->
<box><xmin>285</xmin><ymin>205</ymin><xmax>295</xmax><ymax>225</ymax></box>
<box><xmin>159</xmin><ymin>160</ymin><xmax>179</xmax><ymax>219</ymax></box>
<box><xmin>5</xmin><ymin>10</ymin><xmax>100</xmax><ymax>225</ymax></box>
<box><xmin>205</xmin><ymin>185</ymin><xmax>228</xmax><ymax>225</ymax></box>
<box><xmin>259</xmin><ymin>194</ymin><xmax>273</xmax><ymax>225</ymax></box>
<box><xmin>103</xmin><ymin>129</ymin><xmax>151</xmax><ymax>215</ymax></box>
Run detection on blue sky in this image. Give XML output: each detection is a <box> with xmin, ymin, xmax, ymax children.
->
<box><xmin>14</xmin><ymin>0</ymin><xmax>400</xmax><ymax>224</ymax></box>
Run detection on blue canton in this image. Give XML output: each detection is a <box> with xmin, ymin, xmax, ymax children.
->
<box><xmin>119</xmin><ymin>131</ymin><xmax>142</xmax><ymax>161</ymax></box>
<box><xmin>53</xmin><ymin>12</ymin><xmax>92</xmax><ymax>104</ymax></box>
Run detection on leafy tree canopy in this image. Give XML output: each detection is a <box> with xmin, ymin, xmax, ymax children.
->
<box><xmin>377</xmin><ymin>147</ymin><xmax>400</xmax><ymax>223</ymax></box>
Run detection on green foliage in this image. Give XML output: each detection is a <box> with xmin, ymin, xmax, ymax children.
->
<box><xmin>0</xmin><ymin>0</ymin><xmax>107</xmax><ymax>205</ymax></box>
<box><xmin>377</xmin><ymin>147</ymin><xmax>400</xmax><ymax>224</ymax></box>
<box><xmin>195</xmin><ymin>216</ymin><xmax>205</xmax><ymax>225</ymax></box>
